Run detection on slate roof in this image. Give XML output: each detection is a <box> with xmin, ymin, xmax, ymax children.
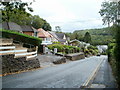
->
<box><xmin>1</xmin><ymin>22</ymin><xmax>8</xmax><ymax>30</ymax></box>
<box><xmin>21</xmin><ymin>25</ymin><xmax>34</xmax><ymax>32</ymax></box>
<box><xmin>69</xmin><ymin>39</ymin><xmax>80</xmax><ymax>43</ymax></box>
<box><xmin>59</xmin><ymin>39</ymin><xmax>66</xmax><ymax>42</ymax></box>
<box><xmin>55</xmin><ymin>33</ymin><xmax>67</xmax><ymax>43</ymax></box>
<box><xmin>32</xmin><ymin>27</ymin><xmax>38</xmax><ymax>32</ymax></box>
<box><xmin>2</xmin><ymin>22</ymin><xmax>22</xmax><ymax>32</ymax></box>
<box><xmin>1</xmin><ymin>22</ymin><xmax>37</xmax><ymax>32</ymax></box>
<box><xmin>48</xmin><ymin>31</ymin><xmax>59</xmax><ymax>40</ymax></box>
<box><xmin>56</xmin><ymin>33</ymin><xmax>64</xmax><ymax>39</ymax></box>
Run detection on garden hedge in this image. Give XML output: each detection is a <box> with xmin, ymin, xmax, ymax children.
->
<box><xmin>0</xmin><ymin>29</ymin><xmax>42</xmax><ymax>46</ymax></box>
<box><xmin>47</xmin><ymin>44</ymin><xmax>80</xmax><ymax>54</ymax></box>
<box><xmin>108</xmin><ymin>25</ymin><xmax>120</xmax><ymax>88</ymax></box>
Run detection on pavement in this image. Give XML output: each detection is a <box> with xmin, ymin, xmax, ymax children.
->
<box><xmin>89</xmin><ymin>56</ymin><xmax>117</xmax><ymax>88</ymax></box>
<box><xmin>2</xmin><ymin>55</ymin><xmax>107</xmax><ymax>88</ymax></box>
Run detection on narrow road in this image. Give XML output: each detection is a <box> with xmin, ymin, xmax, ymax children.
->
<box><xmin>2</xmin><ymin>56</ymin><xmax>106</xmax><ymax>88</ymax></box>
<box><xmin>90</xmin><ymin>57</ymin><xmax>117</xmax><ymax>88</ymax></box>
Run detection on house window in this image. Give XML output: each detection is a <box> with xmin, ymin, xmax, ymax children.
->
<box><xmin>34</xmin><ymin>32</ymin><xmax>38</xmax><ymax>37</ymax></box>
<box><xmin>46</xmin><ymin>37</ymin><xmax>51</xmax><ymax>41</ymax></box>
<box><xmin>44</xmin><ymin>38</ymin><xmax>46</xmax><ymax>41</ymax></box>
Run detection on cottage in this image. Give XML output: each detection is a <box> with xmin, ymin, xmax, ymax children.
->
<box><xmin>1</xmin><ymin>22</ymin><xmax>22</xmax><ymax>33</ymax></box>
<box><xmin>56</xmin><ymin>33</ymin><xmax>68</xmax><ymax>45</ymax></box>
<box><xmin>69</xmin><ymin>39</ymin><xmax>80</xmax><ymax>46</ymax></box>
<box><xmin>69</xmin><ymin>39</ymin><xmax>90</xmax><ymax>48</ymax></box>
<box><xmin>20</xmin><ymin>25</ymin><xmax>34</xmax><ymax>36</ymax></box>
<box><xmin>1</xmin><ymin>22</ymin><xmax>38</xmax><ymax>37</ymax></box>
<box><xmin>37</xmin><ymin>28</ymin><xmax>52</xmax><ymax>45</ymax></box>
<box><xmin>48</xmin><ymin>31</ymin><xmax>59</xmax><ymax>42</ymax></box>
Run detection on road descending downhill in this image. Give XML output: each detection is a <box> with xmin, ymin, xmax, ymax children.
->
<box><xmin>2</xmin><ymin>56</ymin><xmax>106</xmax><ymax>88</ymax></box>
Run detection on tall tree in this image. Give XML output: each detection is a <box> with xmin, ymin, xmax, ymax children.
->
<box><xmin>1</xmin><ymin>1</ymin><xmax>33</xmax><ymax>22</ymax></box>
<box><xmin>1</xmin><ymin>2</ymin><xmax>52</xmax><ymax>31</ymax></box>
<box><xmin>42</xmin><ymin>20</ymin><xmax>51</xmax><ymax>31</ymax></box>
<box><xmin>32</xmin><ymin>16</ymin><xmax>51</xmax><ymax>31</ymax></box>
<box><xmin>84</xmin><ymin>32</ymin><xmax>91</xmax><ymax>43</ymax></box>
<box><xmin>31</xmin><ymin>15</ymin><xmax>44</xmax><ymax>29</ymax></box>
<box><xmin>99</xmin><ymin>1</ymin><xmax>118</xmax><ymax>27</ymax></box>
<box><xmin>55</xmin><ymin>26</ymin><xmax>61</xmax><ymax>32</ymax></box>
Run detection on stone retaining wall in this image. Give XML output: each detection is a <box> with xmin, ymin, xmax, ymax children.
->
<box><xmin>65</xmin><ymin>53</ymin><xmax>85</xmax><ymax>61</ymax></box>
<box><xmin>1</xmin><ymin>54</ymin><xmax>40</xmax><ymax>75</ymax></box>
<box><xmin>52</xmin><ymin>57</ymin><xmax>66</xmax><ymax>64</ymax></box>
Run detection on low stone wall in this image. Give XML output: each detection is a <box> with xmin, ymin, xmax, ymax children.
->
<box><xmin>65</xmin><ymin>52</ymin><xmax>85</xmax><ymax>61</ymax></box>
<box><xmin>52</xmin><ymin>57</ymin><xmax>66</xmax><ymax>64</ymax></box>
<box><xmin>1</xmin><ymin>54</ymin><xmax>40</xmax><ymax>75</ymax></box>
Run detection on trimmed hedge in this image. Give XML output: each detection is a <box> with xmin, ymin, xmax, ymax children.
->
<box><xmin>108</xmin><ymin>25</ymin><xmax>120</xmax><ymax>88</ymax></box>
<box><xmin>87</xmin><ymin>45</ymin><xmax>98</xmax><ymax>50</ymax></box>
<box><xmin>114</xmin><ymin>25</ymin><xmax>120</xmax><ymax>88</ymax></box>
<box><xmin>47</xmin><ymin>44</ymin><xmax>80</xmax><ymax>54</ymax></box>
<box><xmin>0</xmin><ymin>29</ymin><xmax>42</xmax><ymax>46</ymax></box>
<box><xmin>108</xmin><ymin>43</ymin><xmax>117</xmax><ymax>83</ymax></box>
<box><xmin>84</xmin><ymin>45</ymin><xmax>98</xmax><ymax>56</ymax></box>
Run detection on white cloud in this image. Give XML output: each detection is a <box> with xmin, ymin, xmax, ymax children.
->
<box><xmin>29</xmin><ymin>0</ymin><xmax>106</xmax><ymax>32</ymax></box>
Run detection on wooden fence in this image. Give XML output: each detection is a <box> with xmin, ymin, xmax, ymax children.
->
<box><xmin>0</xmin><ymin>46</ymin><xmax>38</xmax><ymax>59</ymax></box>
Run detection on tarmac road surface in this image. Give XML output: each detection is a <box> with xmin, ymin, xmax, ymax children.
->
<box><xmin>2</xmin><ymin>56</ymin><xmax>107</xmax><ymax>88</ymax></box>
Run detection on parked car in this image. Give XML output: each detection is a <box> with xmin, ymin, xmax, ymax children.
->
<box><xmin>97</xmin><ymin>53</ymin><xmax>101</xmax><ymax>56</ymax></box>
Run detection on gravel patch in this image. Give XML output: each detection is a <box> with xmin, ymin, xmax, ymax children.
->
<box><xmin>37</xmin><ymin>54</ymin><xmax>70</xmax><ymax>67</ymax></box>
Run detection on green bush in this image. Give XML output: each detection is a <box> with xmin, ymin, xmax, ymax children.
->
<box><xmin>0</xmin><ymin>29</ymin><xmax>42</xmax><ymax>46</ymax></box>
<box><xmin>84</xmin><ymin>49</ymin><xmax>90</xmax><ymax>54</ymax></box>
<box><xmin>48</xmin><ymin>44</ymin><xmax>81</xmax><ymax>54</ymax></box>
<box><xmin>47</xmin><ymin>44</ymin><xmax>64</xmax><ymax>52</ymax></box>
<box><xmin>114</xmin><ymin>25</ymin><xmax>120</xmax><ymax>88</ymax></box>
<box><xmin>85</xmin><ymin>45</ymin><xmax>99</xmax><ymax>56</ymax></box>
<box><xmin>108</xmin><ymin>43</ymin><xmax>116</xmax><ymax>62</ymax></box>
<box><xmin>53</xmin><ymin>41</ymin><xmax>61</xmax><ymax>44</ymax></box>
<box><xmin>87</xmin><ymin>45</ymin><xmax>98</xmax><ymax>50</ymax></box>
<box><xmin>108</xmin><ymin>40</ymin><xmax>120</xmax><ymax>88</ymax></box>
<box><xmin>89</xmin><ymin>49</ymin><xmax>96</xmax><ymax>55</ymax></box>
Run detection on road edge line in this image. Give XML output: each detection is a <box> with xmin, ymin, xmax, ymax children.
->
<box><xmin>81</xmin><ymin>57</ymin><xmax>104</xmax><ymax>88</ymax></box>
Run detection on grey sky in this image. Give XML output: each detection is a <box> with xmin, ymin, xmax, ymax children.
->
<box><xmin>27</xmin><ymin>0</ymin><xmax>107</xmax><ymax>32</ymax></box>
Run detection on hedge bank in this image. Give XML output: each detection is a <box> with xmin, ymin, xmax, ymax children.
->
<box><xmin>0</xmin><ymin>29</ymin><xmax>42</xmax><ymax>46</ymax></box>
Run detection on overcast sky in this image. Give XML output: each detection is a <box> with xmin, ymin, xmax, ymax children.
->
<box><xmin>26</xmin><ymin>0</ymin><xmax>107</xmax><ymax>32</ymax></box>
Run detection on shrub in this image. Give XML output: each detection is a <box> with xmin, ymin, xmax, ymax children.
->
<box><xmin>112</xmin><ymin>25</ymin><xmax>120</xmax><ymax>88</ymax></box>
<box><xmin>48</xmin><ymin>44</ymin><xmax>81</xmax><ymax>54</ymax></box>
<box><xmin>108</xmin><ymin>42</ymin><xmax>120</xmax><ymax>88</ymax></box>
<box><xmin>47</xmin><ymin>44</ymin><xmax>64</xmax><ymax>52</ymax></box>
<box><xmin>53</xmin><ymin>41</ymin><xmax>61</xmax><ymax>44</ymax></box>
<box><xmin>108</xmin><ymin>43</ymin><xmax>116</xmax><ymax>62</ymax></box>
<box><xmin>87</xmin><ymin>45</ymin><xmax>97</xmax><ymax>50</ymax></box>
<box><xmin>0</xmin><ymin>29</ymin><xmax>42</xmax><ymax>46</ymax></box>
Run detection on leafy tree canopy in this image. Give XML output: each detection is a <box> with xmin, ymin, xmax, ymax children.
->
<box><xmin>1</xmin><ymin>1</ymin><xmax>52</xmax><ymax>31</ymax></box>
<box><xmin>84</xmin><ymin>32</ymin><xmax>91</xmax><ymax>43</ymax></box>
<box><xmin>99</xmin><ymin>1</ymin><xmax>118</xmax><ymax>27</ymax></box>
<box><xmin>1</xmin><ymin>2</ymin><xmax>33</xmax><ymax>22</ymax></box>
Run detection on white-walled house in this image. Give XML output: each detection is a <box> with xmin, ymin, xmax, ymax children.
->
<box><xmin>48</xmin><ymin>31</ymin><xmax>59</xmax><ymax>42</ymax></box>
<box><xmin>56</xmin><ymin>33</ymin><xmax>68</xmax><ymax>45</ymax></box>
<box><xmin>48</xmin><ymin>31</ymin><xmax>68</xmax><ymax>45</ymax></box>
<box><xmin>37</xmin><ymin>28</ymin><xmax>52</xmax><ymax>45</ymax></box>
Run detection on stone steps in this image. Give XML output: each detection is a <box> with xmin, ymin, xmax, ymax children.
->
<box><xmin>0</xmin><ymin>38</ymin><xmax>13</xmax><ymax>46</ymax></box>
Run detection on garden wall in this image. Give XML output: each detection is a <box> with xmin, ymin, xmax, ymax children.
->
<box><xmin>65</xmin><ymin>52</ymin><xmax>85</xmax><ymax>61</ymax></box>
<box><xmin>1</xmin><ymin>54</ymin><xmax>40</xmax><ymax>75</ymax></box>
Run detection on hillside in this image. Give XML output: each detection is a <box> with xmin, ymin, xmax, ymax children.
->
<box><xmin>74</xmin><ymin>27</ymin><xmax>115</xmax><ymax>36</ymax></box>
<box><xmin>66</xmin><ymin>27</ymin><xmax>116</xmax><ymax>45</ymax></box>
